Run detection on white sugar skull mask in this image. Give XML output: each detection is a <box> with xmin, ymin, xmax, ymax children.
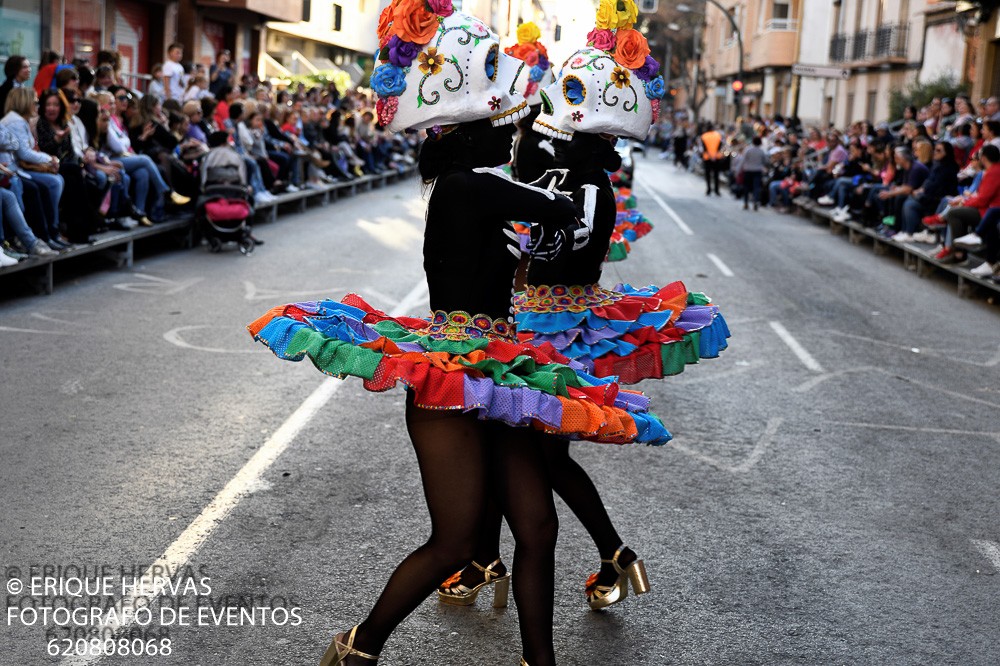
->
<box><xmin>533</xmin><ymin>48</ymin><xmax>653</xmax><ymax>141</ymax></box>
<box><xmin>378</xmin><ymin>12</ymin><xmax>529</xmax><ymax>132</ymax></box>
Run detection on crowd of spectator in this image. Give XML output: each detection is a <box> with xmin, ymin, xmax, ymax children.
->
<box><xmin>650</xmin><ymin>95</ymin><xmax>1000</xmax><ymax>281</ymax></box>
<box><xmin>0</xmin><ymin>45</ymin><xmax>419</xmax><ymax>267</ymax></box>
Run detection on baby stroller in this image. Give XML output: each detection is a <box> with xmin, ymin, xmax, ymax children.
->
<box><xmin>197</xmin><ymin>138</ymin><xmax>256</xmax><ymax>255</ymax></box>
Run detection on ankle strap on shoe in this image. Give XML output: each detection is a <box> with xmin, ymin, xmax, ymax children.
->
<box><xmin>339</xmin><ymin>626</ymin><xmax>380</xmax><ymax>661</ymax></box>
<box><xmin>600</xmin><ymin>545</ymin><xmax>629</xmax><ymax>574</ymax></box>
<box><xmin>472</xmin><ymin>558</ymin><xmax>504</xmax><ymax>582</ymax></box>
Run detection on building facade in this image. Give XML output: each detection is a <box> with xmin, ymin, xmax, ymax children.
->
<box><xmin>697</xmin><ymin>0</ymin><xmax>970</xmax><ymax>127</ymax></box>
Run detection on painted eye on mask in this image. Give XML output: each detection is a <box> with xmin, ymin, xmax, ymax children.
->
<box><xmin>564</xmin><ymin>77</ymin><xmax>585</xmax><ymax>106</ymax></box>
<box><xmin>486</xmin><ymin>45</ymin><xmax>498</xmax><ymax>82</ymax></box>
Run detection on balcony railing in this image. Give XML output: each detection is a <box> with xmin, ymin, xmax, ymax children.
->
<box><xmin>829</xmin><ymin>24</ymin><xmax>909</xmax><ymax>64</ymax></box>
<box><xmin>764</xmin><ymin>18</ymin><xmax>798</xmax><ymax>32</ymax></box>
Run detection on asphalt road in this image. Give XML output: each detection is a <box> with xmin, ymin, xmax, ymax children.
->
<box><xmin>1</xmin><ymin>155</ymin><xmax>999</xmax><ymax>666</ymax></box>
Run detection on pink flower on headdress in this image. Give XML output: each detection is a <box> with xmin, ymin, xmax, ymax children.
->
<box><xmin>428</xmin><ymin>0</ymin><xmax>454</xmax><ymax>17</ymax></box>
<box><xmin>377</xmin><ymin>96</ymin><xmax>399</xmax><ymax>127</ymax></box>
<box><xmin>587</xmin><ymin>28</ymin><xmax>617</xmax><ymax>53</ymax></box>
<box><xmin>650</xmin><ymin>99</ymin><xmax>660</xmax><ymax>125</ymax></box>
<box><xmin>523</xmin><ymin>50</ymin><xmax>539</xmax><ymax>67</ymax></box>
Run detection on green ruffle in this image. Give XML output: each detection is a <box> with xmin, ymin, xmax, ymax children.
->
<box><xmin>286</xmin><ymin>329</ymin><xmax>384</xmax><ymax>380</ymax></box>
<box><xmin>661</xmin><ymin>331</ymin><xmax>701</xmax><ymax>375</ymax></box>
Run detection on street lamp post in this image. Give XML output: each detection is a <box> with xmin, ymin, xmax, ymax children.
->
<box><xmin>678</xmin><ymin>0</ymin><xmax>745</xmax><ymax>121</ymax></box>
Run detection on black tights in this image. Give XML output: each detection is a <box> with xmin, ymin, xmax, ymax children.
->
<box><xmin>347</xmin><ymin>395</ymin><xmax>558</xmax><ymax>665</ymax></box>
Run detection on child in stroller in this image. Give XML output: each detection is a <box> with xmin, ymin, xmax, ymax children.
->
<box><xmin>198</xmin><ymin>131</ymin><xmax>260</xmax><ymax>254</ymax></box>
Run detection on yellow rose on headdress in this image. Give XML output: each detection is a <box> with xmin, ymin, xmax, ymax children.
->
<box><xmin>616</xmin><ymin>0</ymin><xmax>639</xmax><ymax>29</ymax></box>
<box><xmin>517</xmin><ymin>22</ymin><xmax>541</xmax><ymax>44</ymax></box>
<box><xmin>595</xmin><ymin>0</ymin><xmax>616</xmax><ymax>30</ymax></box>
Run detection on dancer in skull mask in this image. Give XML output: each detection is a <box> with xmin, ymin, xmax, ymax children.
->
<box><xmin>248</xmin><ymin>4</ymin><xmax>668</xmax><ymax>664</ymax></box>
<box><xmin>439</xmin><ymin>0</ymin><xmax>729</xmax><ymax>614</ymax></box>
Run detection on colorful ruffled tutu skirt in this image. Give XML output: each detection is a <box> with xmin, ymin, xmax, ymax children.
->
<box><xmin>248</xmin><ymin>294</ymin><xmax>670</xmax><ymax>445</ymax></box>
<box><xmin>513</xmin><ymin>282</ymin><xmax>730</xmax><ymax>385</ymax></box>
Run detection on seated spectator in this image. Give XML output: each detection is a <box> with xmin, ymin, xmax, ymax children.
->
<box><xmin>935</xmin><ymin>145</ymin><xmax>1000</xmax><ymax>263</ymax></box>
<box><xmin>876</xmin><ymin>147</ymin><xmax>928</xmax><ymax>235</ymax></box>
<box><xmin>128</xmin><ymin>93</ymin><xmax>198</xmax><ymax>198</ymax></box>
<box><xmin>895</xmin><ymin>141</ymin><xmax>959</xmax><ymax>242</ymax></box>
<box><xmin>819</xmin><ymin>140</ymin><xmax>870</xmax><ymax>214</ymax></box>
<box><xmin>0</xmin><ymin>127</ymin><xmax>57</xmax><ymax>257</ymax></box>
<box><xmin>963</xmin><ymin>207</ymin><xmax>1000</xmax><ymax>278</ymax></box>
<box><xmin>1</xmin><ymin>87</ymin><xmax>70</xmax><ymax>248</ymax></box>
<box><xmin>95</xmin><ymin>91</ymin><xmax>186</xmax><ymax>223</ymax></box>
<box><xmin>183</xmin><ymin>73</ymin><xmax>211</xmax><ymax>103</ymax></box>
<box><xmin>36</xmin><ymin>89</ymin><xmax>97</xmax><ymax>243</ymax></box>
<box><xmin>183</xmin><ymin>101</ymin><xmax>208</xmax><ymax>143</ymax></box>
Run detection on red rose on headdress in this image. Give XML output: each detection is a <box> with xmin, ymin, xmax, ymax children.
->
<box><xmin>614</xmin><ymin>29</ymin><xmax>650</xmax><ymax>70</ymax></box>
<box><xmin>392</xmin><ymin>0</ymin><xmax>440</xmax><ymax>45</ymax></box>
<box><xmin>587</xmin><ymin>28</ymin><xmax>616</xmax><ymax>53</ymax></box>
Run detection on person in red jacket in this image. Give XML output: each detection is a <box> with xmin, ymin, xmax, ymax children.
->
<box><xmin>934</xmin><ymin>144</ymin><xmax>1000</xmax><ymax>262</ymax></box>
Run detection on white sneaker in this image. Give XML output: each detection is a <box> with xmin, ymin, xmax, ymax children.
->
<box><xmin>0</xmin><ymin>250</ymin><xmax>18</xmax><ymax>266</ymax></box>
<box><xmin>914</xmin><ymin>230</ymin><xmax>937</xmax><ymax>244</ymax></box>
<box><xmin>832</xmin><ymin>210</ymin><xmax>851</xmax><ymax>222</ymax></box>
<box><xmin>954</xmin><ymin>232</ymin><xmax>982</xmax><ymax>248</ymax></box>
<box><xmin>285</xmin><ymin>184</ymin><xmax>300</xmax><ymax>193</ymax></box>
<box><xmin>893</xmin><ymin>232</ymin><xmax>914</xmax><ymax>242</ymax></box>
<box><xmin>970</xmin><ymin>261</ymin><xmax>996</xmax><ymax>278</ymax></box>
<box><xmin>255</xmin><ymin>192</ymin><xmax>276</xmax><ymax>205</ymax></box>
<box><xmin>817</xmin><ymin>195</ymin><xmax>835</xmax><ymax>206</ymax></box>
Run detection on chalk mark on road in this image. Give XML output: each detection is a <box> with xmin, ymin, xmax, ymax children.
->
<box><xmin>829</xmin><ymin>331</ymin><xmax>1000</xmax><ymax>368</ymax></box>
<box><xmin>971</xmin><ymin>540</ymin><xmax>1000</xmax><ymax>573</ymax></box>
<box><xmin>64</xmin><ymin>279</ymin><xmax>430</xmax><ymax>666</ymax></box>
<box><xmin>243</xmin><ymin>281</ymin><xmax>343</xmax><ymax>302</ymax></box>
<box><xmin>794</xmin><ymin>365</ymin><xmax>1000</xmax><ymax>409</ymax></box>
<box><xmin>163</xmin><ymin>325</ymin><xmax>259</xmax><ymax>354</ymax></box>
<box><xmin>670</xmin><ymin>417</ymin><xmax>784</xmax><ymax>473</ymax></box>
<box><xmin>824</xmin><ymin>420</ymin><xmax>1000</xmax><ymax>443</ymax></box>
<box><xmin>113</xmin><ymin>274</ymin><xmax>203</xmax><ymax>295</ymax></box>
<box><xmin>635</xmin><ymin>176</ymin><xmax>695</xmax><ymax>236</ymax></box>
<box><xmin>0</xmin><ymin>325</ymin><xmax>71</xmax><ymax>335</ymax></box>
<box><xmin>669</xmin><ymin>359</ymin><xmax>767</xmax><ymax>385</ymax></box>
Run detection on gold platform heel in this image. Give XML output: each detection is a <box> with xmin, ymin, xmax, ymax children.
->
<box><xmin>319</xmin><ymin>625</ymin><xmax>379</xmax><ymax>666</ymax></box>
<box><xmin>519</xmin><ymin>660</ymin><xmax>530</xmax><ymax>666</ymax></box>
<box><xmin>585</xmin><ymin>545</ymin><xmax>650</xmax><ymax>611</ymax></box>
<box><xmin>437</xmin><ymin>558</ymin><xmax>511</xmax><ymax>608</ymax></box>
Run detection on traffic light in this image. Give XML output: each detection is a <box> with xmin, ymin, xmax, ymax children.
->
<box><xmin>731</xmin><ymin>79</ymin><xmax>743</xmax><ymax>108</ymax></box>
<box><xmin>731</xmin><ymin>80</ymin><xmax>744</xmax><ymax>93</ymax></box>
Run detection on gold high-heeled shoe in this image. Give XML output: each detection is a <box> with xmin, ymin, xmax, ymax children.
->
<box><xmin>519</xmin><ymin>660</ymin><xmax>529</xmax><ymax>666</ymax></box>
<box><xmin>585</xmin><ymin>545</ymin><xmax>650</xmax><ymax>611</ymax></box>
<box><xmin>319</xmin><ymin>625</ymin><xmax>379</xmax><ymax>665</ymax></box>
<box><xmin>437</xmin><ymin>558</ymin><xmax>511</xmax><ymax>608</ymax></box>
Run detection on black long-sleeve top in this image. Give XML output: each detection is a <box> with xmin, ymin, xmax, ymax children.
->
<box><xmin>526</xmin><ymin>168</ymin><xmax>616</xmax><ymax>288</ymax></box>
<box><xmin>36</xmin><ymin>117</ymin><xmax>77</xmax><ymax>164</ymax></box>
<box><xmin>424</xmin><ymin>166</ymin><xmax>578</xmax><ymax>320</ymax></box>
<box><xmin>512</xmin><ymin>130</ymin><xmax>554</xmax><ymax>185</ymax></box>
<box><xmin>128</xmin><ymin>120</ymin><xmax>177</xmax><ymax>157</ymax></box>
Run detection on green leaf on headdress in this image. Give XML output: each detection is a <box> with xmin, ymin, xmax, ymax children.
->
<box><xmin>417</xmin><ymin>94</ymin><xmax>424</xmax><ymax>108</ymax></box>
<box><xmin>378</xmin><ymin>46</ymin><xmax>390</xmax><ymax>61</ymax></box>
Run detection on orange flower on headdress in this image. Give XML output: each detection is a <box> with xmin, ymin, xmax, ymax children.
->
<box><xmin>418</xmin><ymin>47</ymin><xmax>446</xmax><ymax>76</ymax></box>
<box><xmin>614</xmin><ymin>29</ymin><xmax>650</xmax><ymax>70</ymax></box>
<box><xmin>392</xmin><ymin>0</ymin><xmax>440</xmax><ymax>45</ymax></box>
<box><xmin>610</xmin><ymin>66</ymin><xmax>631</xmax><ymax>89</ymax></box>
<box><xmin>377</xmin><ymin>5</ymin><xmax>394</xmax><ymax>47</ymax></box>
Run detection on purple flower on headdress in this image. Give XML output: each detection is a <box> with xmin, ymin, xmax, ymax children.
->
<box><xmin>635</xmin><ymin>55</ymin><xmax>660</xmax><ymax>82</ymax></box>
<box><xmin>428</xmin><ymin>0</ymin><xmax>454</xmax><ymax>17</ymax></box>
<box><xmin>538</xmin><ymin>54</ymin><xmax>549</xmax><ymax>71</ymax></box>
<box><xmin>388</xmin><ymin>35</ymin><xmax>422</xmax><ymax>68</ymax></box>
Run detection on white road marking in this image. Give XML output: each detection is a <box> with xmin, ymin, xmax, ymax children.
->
<box><xmin>0</xmin><ymin>325</ymin><xmax>69</xmax><ymax>335</ymax></box>
<box><xmin>829</xmin><ymin>331</ymin><xmax>1000</xmax><ymax>368</ymax></box>
<box><xmin>670</xmin><ymin>417</ymin><xmax>783</xmax><ymax>473</ymax></box>
<box><xmin>635</xmin><ymin>176</ymin><xmax>695</xmax><ymax>236</ymax></box>
<box><xmin>971</xmin><ymin>540</ymin><xmax>1000</xmax><ymax>573</ymax></box>
<box><xmin>769</xmin><ymin>321</ymin><xmax>824</xmax><ymax>373</ymax></box>
<box><xmin>64</xmin><ymin>279</ymin><xmax>429</xmax><ymax>666</ymax></box>
<box><xmin>707</xmin><ymin>253</ymin><xmax>735</xmax><ymax>277</ymax></box>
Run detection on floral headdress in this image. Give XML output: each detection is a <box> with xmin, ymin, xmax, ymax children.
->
<box><xmin>371</xmin><ymin>0</ymin><xmax>530</xmax><ymax>132</ymax></box>
<box><xmin>532</xmin><ymin>0</ymin><xmax>664</xmax><ymax>141</ymax></box>
<box><xmin>504</xmin><ymin>22</ymin><xmax>554</xmax><ymax>106</ymax></box>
